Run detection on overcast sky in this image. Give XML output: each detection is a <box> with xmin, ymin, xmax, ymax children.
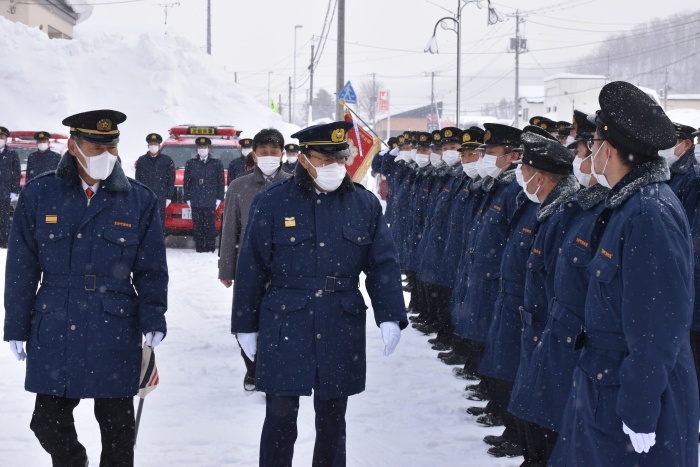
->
<box><xmin>75</xmin><ymin>0</ymin><xmax>698</xmax><ymax>120</ymax></box>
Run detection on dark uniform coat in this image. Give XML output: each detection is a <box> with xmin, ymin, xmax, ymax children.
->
<box><xmin>26</xmin><ymin>149</ymin><xmax>62</xmax><ymax>182</ymax></box>
<box><xmin>551</xmin><ymin>158</ymin><xmax>699</xmax><ymax>466</ymax></box>
<box><xmin>390</xmin><ymin>161</ymin><xmax>417</xmax><ymax>265</ymax></box>
<box><xmin>0</xmin><ymin>146</ymin><xmax>21</xmax><ymax>198</ymax></box>
<box><xmin>184</xmin><ymin>155</ymin><xmax>225</xmax><ymax>208</ymax></box>
<box><xmin>135</xmin><ymin>152</ymin><xmax>176</xmax><ymax>204</ymax></box>
<box><xmin>3</xmin><ymin>154</ymin><xmax>168</xmax><ymax>399</ymax></box>
<box><xmin>231</xmin><ymin>164</ymin><xmax>407</xmax><ymax>400</ymax></box>
<box><xmin>228</xmin><ymin>156</ymin><xmax>250</xmax><ymax>182</ymax></box>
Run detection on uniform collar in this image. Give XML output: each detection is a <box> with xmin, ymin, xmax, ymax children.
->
<box><xmin>80</xmin><ymin>177</ymin><xmax>100</xmax><ymax>195</ymax></box>
<box><xmin>575</xmin><ymin>183</ymin><xmax>609</xmax><ymax>211</ymax></box>
<box><xmin>56</xmin><ymin>151</ymin><xmax>131</xmax><ymax>192</ymax></box>
<box><xmin>536</xmin><ymin>175</ymin><xmax>579</xmax><ymax>222</ymax></box>
<box><xmin>605</xmin><ymin>156</ymin><xmax>669</xmax><ymax>209</ymax></box>
<box><xmin>670</xmin><ymin>147</ymin><xmax>696</xmax><ymax>175</ymax></box>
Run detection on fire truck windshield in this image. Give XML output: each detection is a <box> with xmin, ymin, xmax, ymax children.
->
<box><xmin>163</xmin><ymin>145</ymin><xmax>242</xmax><ymax>169</ymax></box>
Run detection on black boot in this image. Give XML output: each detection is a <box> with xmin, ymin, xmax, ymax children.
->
<box><xmin>476</xmin><ymin>413</ymin><xmax>504</xmax><ymax>427</ymax></box>
<box><xmin>440</xmin><ymin>352</ymin><xmax>468</xmax><ymax>365</ymax></box>
<box><xmin>487</xmin><ymin>441</ymin><xmax>522</xmax><ymax>458</ymax></box>
<box><xmin>483</xmin><ymin>435</ymin><xmax>505</xmax><ymax>447</ymax></box>
<box><xmin>466</xmin><ymin>406</ymin><xmax>489</xmax><ymax>416</ymax></box>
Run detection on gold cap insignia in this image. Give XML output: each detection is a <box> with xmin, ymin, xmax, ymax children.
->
<box><xmin>540</xmin><ymin>123</ymin><xmax>547</xmax><ymax>129</ymax></box>
<box><xmin>420</xmin><ymin>135</ymin><xmax>427</xmax><ymax>142</ymax></box>
<box><xmin>464</xmin><ymin>133</ymin><xmax>471</xmax><ymax>142</ymax></box>
<box><xmin>485</xmin><ymin>130</ymin><xmax>491</xmax><ymax>142</ymax></box>
<box><xmin>150</xmin><ymin>135</ymin><xmax>157</xmax><ymax>140</ymax></box>
<box><xmin>533</xmin><ymin>118</ymin><xmax>540</xmax><ymax>125</ymax></box>
<box><xmin>398</xmin><ymin>136</ymin><xmax>405</xmax><ymax>143</ymax></box>
<box><xmin>331</xmin><ymin>128</ymin><xmax>345</xmax><ymax>143</ymax></box>
<box><xmin>445</xmin><ymin>130</ymin><xmax>453</xmax><ymax>137</ymax></box>
<box><xmin>434</xmin><ymin>134</ymin><xmax>441</xmax><ymax>140</ymax></box>
<box><xmin>96</xmin><ymin>119</ymin><xmax>112</xmax><ymax>132</ymax></box>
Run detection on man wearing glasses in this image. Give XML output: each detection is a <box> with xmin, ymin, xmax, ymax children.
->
<box><xmin>231</xmin><ymin>121</ymin><xmax>407</xmax><ymax>467</ymax></box>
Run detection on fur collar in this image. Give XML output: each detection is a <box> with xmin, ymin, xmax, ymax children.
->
<box><xmin>606</xmin><ymin>156</ymin><xmax>669</xmax><ymax>209</ymax></box>
<box><xmin>575</xmin><ymin>183</ymin><xmax>609</xmax><ymax>211</ymax></box>
<box><xmin>483</xmin><ymin>168</ymin><xmax>516</xmax><ymax>192</ymax></box>
<box><xmin>56</xmin><ymin>151</ymin><xmax>131</xmax><ymax>192</ymax></box>
<box><xmin>537</xmin><ymin>175</ymin><xmax>580</xmax><ymax>222</ymax></box>
<box><xmin>670</xmin><ymin>147</ymin><xmax>696</xmax><ymax>175</ymax></box>
<box><xmin>294</xmin><ymin>160</ymin><xmax>355</xmax><ymax>194</ymax></box>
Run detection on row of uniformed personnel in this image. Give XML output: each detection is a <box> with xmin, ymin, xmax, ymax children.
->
<box><xmin>372</xmin><ymin>80</ymin><xmax>700</xmax><ymax>466</ymax></box>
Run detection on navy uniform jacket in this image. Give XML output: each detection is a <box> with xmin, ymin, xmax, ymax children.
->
<box><xmin>383</xmin><ymin>156</ymin><xmax>408</xmax><ymax>228</ymax></box>
<box><xmin>404</xmin><ymin>165</ymin><xmax>435</xmax><ymax>272</ymax></box>
<box><xmin>135</xmin><ymin>152</ymin><xmax>176</xmax><ymax>204</ymax></box>
<box><xmin>282</xmin><ymin>160</ymin><xmax>297</xmax><ymax>174</ymax></box>
<box><xmin>454</xmin><ymin>170</ymin><xmax>520</xmax><ymax>343</ymax></box>
<box><xmin>0</xmin><ymin>147</ymin><xmax>21</xmax><ymax>198</ymax></box>
<box><xmin>228</xmin><ymin>157</ymin><xmax>250</xmax><ymax>182</ymax></box>
<box><xmin>478</xmin><ymin>195</ymin><xmax>538</xmax><ymax>381</ymax></box>
<box><xmin>390</xmin><ymin>161</ymin><xmax>417</xmax><ymax>264</ymax></box>
<box><xmin>552</xmin><ymin>158</ymin><xmax>699</xmax><ymax>466</ymax></box>
<box><xmin>512</xmin><ymin>184</ymin><xmax>608</xmax><ymax>432</ymax></box>
<box><xmin>3</xmin><ymin>154</ymin><xmax>168</xmax><ymax>399</ymax></box>
<box><xmin>184</xmin><ymin>155</ymin><xmax>225</xmax><ymax>208</ymax></box>
<box><xmin>508</xmin><ymin>176</ymin><xmax>579</xmax><ymax>419</ymax></box>
<box><xmin>231</xmin><ymin>164</ymin><xmax>407</xmax><ymax>400</ymax></box>
<box><xmin>26</xmin><ymin>149</ymin><xmax>61</xmax><ymax>182</ymax></box>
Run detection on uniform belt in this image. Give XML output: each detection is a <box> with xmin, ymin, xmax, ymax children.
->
<box><xmin>41</xmin><ymin>273</ymin><xmax>135</xmax><ymax>295</ymax></box>
<box><xmin>581</xmin><ymin>329</ymin><xmax>628</xmax><ymax>353</ymax></box>
<box><xmin>270</xmin><ymin>275</ymin><xmax>359</xmax><ymax>293</ymax></box>
<box><xmin>499</xmin><ymin>278</ymin><xmax>525</xmax><ymax>296</ymax></box>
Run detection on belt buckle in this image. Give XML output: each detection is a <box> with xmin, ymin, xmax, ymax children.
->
<box><xmin>84</xmin><ymin>275</ymin><xmax>96</xmax><ymax>292</ymax></box>
<box><xmin>199</xmin><ymin>178</ymin><xmax>204</xmax><ymax>184</ymax></box>
<box><xmin>324</xmin><ymin>276</ymin><xmax>337</xmax><ymax>293</ymax></box>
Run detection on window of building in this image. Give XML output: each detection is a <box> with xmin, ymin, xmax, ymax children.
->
<box><xmin>47</xmin><ymin>25</ymin><xmax>71</xmax><ymax>40</ymax></box>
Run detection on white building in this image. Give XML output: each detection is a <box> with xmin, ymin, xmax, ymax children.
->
<box><xmin>0</xmin><ymin>0</ymin><xmax>91</xmax><ymax>39</ymax></box>
<box><xmin>519</xmin><ymin>85</ymin><xmax>545</xmax><ymax>125</ymax></box>
<box><xmin>543</xmin><ymin>73</ymin><xmax>607</xmax><ymax>122</ymax></box>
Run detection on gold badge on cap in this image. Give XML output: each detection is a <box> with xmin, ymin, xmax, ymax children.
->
<box><xmin>45</xmin><ymin>215</ymin><xmax>58</xmax><ymax>224</ymax></box>
<box><xmin>96</xmin><ymin>119</ymin><xmax>112</xmax><ymax>132</ymax></box>
<box><xmin>464</xmin><ymin>133</ymin><xmax>471</xmax><ymax>142</ymax></box>
<box><xmin>445</xmin><ymin>130</ymin><xmax>453</xmax><ymax>137</ymax></box>
<box><xmin>435</xmin><ymin>134</ymin><xmax>441</xmax><ymax>140</ymax></box>
<box><xmin>420</xmin><ymin>135</ymin><xmax>427</xmax><ymax>142</ymax></box>
<box><xmin>284</xmin><ymin>217</ymin><xmax>296</xmax><ymax>228</ymax></box>
<box><xmin>540</xmin><ymin>123</ymin><xmax>547</xmax><ymax>129</ymax></box>
<box><xmin>331</xmin><ymin>128</ymin><xmax>346</xmax><ymax>143</ymax></box>
<box><xmin>533</xmin><ymin>118</ymin><xmax>540</xmax><ymax>125</ymax></box>
<box><xmin>485</xmin><ymin>130</ymin><xmax>491</xmax><ymax>142</ymax></box>
<box><xmin>151</xmin><ymin>135</ymin><xmax>157</xmax><ymax>140</ymax></box>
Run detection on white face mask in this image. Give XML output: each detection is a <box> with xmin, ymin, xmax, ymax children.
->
<box><xmin>0</xmin><ymin>139</ymin><xmax>5</xmax><ymax>149</ymax></box>
<box><xmin>287</xmin><ymin>155</ymin><xmax>298</xmax><ymax>164</ymax></box>
<box><xmin>306</xmin><ymin>155</ymin><xmax>347</xmax><ymax>191</ymax></box>
<box><xmin>38</xmin><ymin>143</ymin><xmax>49</xmax><ymax>152</ymax></box>
<box><xmin>462</xmin><ymin>161</ymin><xmax>479</xmax><ymax>178</ymax></box>
<box><xmin>477</xmin><ymin>154</ymin><xmax>503</xmax><ymax>179</ymax></box>
<box><xmin>398</xmin><ymin>150</ymin><xmax>412</xmax><ymax>162</ymax></box>
<box><xmin>148</xmin><ymin>145</ymin><xmax>159</xmax><ymax>155</ymax></box>
<box><xmin>590</xmin><ymin>141</ymin><xmax>611</xmax><ymax>189</ymax></box>
<box><xmin>659</xmin><ymin>143</ymin><xmax>681</xmax><ymax>168</ymax></box>
<box><xmin>410</xmin><ymin>149</ymin><xmax>417</xmax><ymax>162</ymax></box>
<box><xmin>572</xmin><ymin>155</ymin><xmax>593</xmax><ymax>187</ymax></box>
<box><xmin>198</xmin><ymin>148</ymin><xmax>209</xmax><ymax>159</ymax></box>
<box><xmin>415</xmin><ymin>153</ymin><xmax>431</xmax><ymax>168</ymax></box>
<box><xmin>75</xmin><ymin>143</ymin><xmax>118</xmax><ymax>180</ymax></box>
<box><xmin>442</xmin><ymin>149</ymin><xmax>461</xmax><ymax>166</ymax></box>
<box><xmin>241</xmin><ymin>148</ymin><xmax>253</xmax><ymax>157</ymax></box>
<box><xmin>257</xmin><ymin>156</ymin><xmax>281</xmax><ymax>176</ymax></box>
<box><xmin>515</xmin><ymin>165</ymin><xmax>525</xmax><ymax>187</ymax></box>
<box><xmin>523</xmin><ymin>171</ymin><xmax>541</xmax><ymax>203</ymax></box>
<box><xmin>430</xmin><ymin>153</ymin><xmax>444</xmax><ymax>167</ymax></box>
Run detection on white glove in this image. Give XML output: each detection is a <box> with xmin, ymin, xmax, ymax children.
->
<box><xmin>379</xmin><ymin>148</ymin><xmax>389</xmax><ymax>156</ymax></box>
<box><xmin>10</xmin><ymin>193</ymin><xmax>18</xmax><ymax>203</ymax></box>
<box><xmin>237</xmin><ymin>332</ymin><xmax>258</xmax><ymax>360</ymax></box>
<box><xmin>389</xmin><ymin>147</ymin><xmax>400</xmax><ymax>157</ymax></box>
<box><xmin>380</xmin><ymin>321</ymin><xmax>401</xmax><ymax>356</ymax></box>
<box><xmin>165</xmin><ymin>199</ymin><xmax>172</xmax><ymax>208</ymax></box>
<box><xmin>144</xmin><ymin>331</ymin><xmax>164</xmax><ymax>347</ymax></box>
<box><xmin>215</xmin><ymin>199</ymin><xmax>221</xmax><ymax>209</ymax></box>
<box><xmin>9</xmin><ymin>341</ymin><xmax>26</xmax><ymax>361</ymax></box>
<box><xmin>186</xmin><ymin>200</ymin><xmax>191</xmax><ymax>208</ymax></box>
<box><xmin>622</xmin><ymin>422</ymin><xmax>656</xmax><ymax>454</ymax></box>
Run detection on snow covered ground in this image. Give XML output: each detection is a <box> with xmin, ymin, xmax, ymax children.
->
<box><xmin>0</xmin><ymin>240</ymin><xmax>522</xmax><ymax>466</ymax></box>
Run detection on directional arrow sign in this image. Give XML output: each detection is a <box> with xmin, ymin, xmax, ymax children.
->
<box><xmin>338</xmin><ymin>81</ymin><xmax>357</xmax><ymax>104</ymax></box>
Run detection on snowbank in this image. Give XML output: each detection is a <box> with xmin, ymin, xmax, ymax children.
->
<box><xmin>0</xmin><ymin>17</ymin><xmax>299</xmax><ymax>176</ymax></box>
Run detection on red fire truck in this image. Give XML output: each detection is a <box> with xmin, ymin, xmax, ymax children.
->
<box><xmin>7</xmin><ymin>131</ymin><xmax>69</xmax><ymax>192</ymax></box>
<box><xmin>160</xmin><ymin>125</ymin><xmax>242</xmax><ymax>236</ymax></box>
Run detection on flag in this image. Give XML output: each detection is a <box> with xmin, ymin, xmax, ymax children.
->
<box><xmin>343</xmin><ymin>111</ymin><xmax>381</xmax><ymax>183</ymax></box>
<box><xmin>270</xmin><ymin>99</ymin><xmax>279</xmax><ymax>113</ymax></box>
<box><xmin>138</xmin><ymin>344</ymin><xmax>159</xmax><ymax>399</ymax></box>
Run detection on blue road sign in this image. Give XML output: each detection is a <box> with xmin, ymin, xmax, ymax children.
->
<box><xmin>338</xmin><ymin>81</ymin><xmax>357</xmax><ymax>104</ymax></box>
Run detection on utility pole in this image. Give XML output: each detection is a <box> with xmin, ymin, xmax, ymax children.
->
<box><xmin>455</xmin><ymin>0</ymin><xmax>462</xmax><ymax>127</ymax></box>
<box><xmin>335</xmin><ymin>0</ymin><xmax>345</xmax><ymax>121</ymax></box>
<box><xmin>371</xmin><ymin>72</ymin><xmax>376</xmax><ymax>129</ymax></box>
<box><xmin>157</xmin><ymin>2</ymin><xmax>179</xmax><ymax>32</ymax></box>
<box><xmin>288</xmin><ymin>77</ymin><xmax>292</xmax><ymax>122</ymax></box>
<box><xmin>664</xmin><ymin>68</ymin><xmax>669</xmax><ymax>111</ymax></box>
<box><xmin>431</xmin><ymin>71</ymin><xmax>435</xmax><ymax>129</ymax></box>
<box><xmin>293</xmin><ymin>25</ymin><xmax>303</xmax><ymax>125</ymax></box>
<box><xmin>206</xmin><ymin>0</ymin><xmax>211</xmax><ymax>55</ymax></box>
<box><xmin>508</xmin><ymin>10</ymin><xmax>526</xmax><ymax>128</ymax></box>
<box><xmin>309</xmin><ymin>40</ymin><xmax>315</xmax><ymax>125</ymax></box>
<box><xmin>234</xmin><ymin>72</ymin><xmax>237</xmax><ymax>83</ymax></box>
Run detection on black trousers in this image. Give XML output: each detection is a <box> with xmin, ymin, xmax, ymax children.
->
<box><xmin>515</xmin><ymin>418</ymin><xmax>558</xmax><ymax>466</ymax></box>
<box><xmin>30</xmin><ymin>394</ymin><xmax>135</xmax><ymax>467</ymax></box>
<box><xmin>260</xmin><ymin>393</ymin><xmax>348</xmax><ymax>467</ymax></box>
<box><xmin>426</xmin><ymin>283</ymin><xmax>453</xmax><ymax>344</ymax></box>
<box><xmin>489</xmin><ymin>378</ymin><xmax>518</xmax><ymax>443</ymax></box>
<box><xmin>414</xmin><ymin>280</ymin><xmax>432</xmax><ymax>324</ymax></box>
<box><xmin>0</xmin><ymin>198</ymin><xmax>11</xmax><ymax>248</ymax></box>
<box><xmin>235</xmin><ymin>335</ymin><xmax>257</xmax><ymax>380</ymax></box>
<box><xmin>192</xmin><ymin>207</ymin><xmax>216</xmax><ymax>252</ymax></box>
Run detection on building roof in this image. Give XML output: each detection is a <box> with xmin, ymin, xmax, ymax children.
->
<box><xmin>376</xmin><ymin>101</ymin><xmax>443</xmax><ymax>121</ymax></box>
<box><xmin>544</xmin><ymin>73</ymin><xmax>607</xmax><ymax>82</ymax></box>
<box><xmin>668</xmin><ymin>94</ymin><xmax>700</xmax><ymax>101</ymax></box>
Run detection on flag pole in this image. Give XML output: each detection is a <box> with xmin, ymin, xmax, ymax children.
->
<box><xmin>342</xmin><ymin>102</ymin><xmax>387</xmax><ymax>147</ymax></box>
<box><xmin>134</xmin><ymin>397</ymin><xmax>145</xmax><ymax>446</ymax></box>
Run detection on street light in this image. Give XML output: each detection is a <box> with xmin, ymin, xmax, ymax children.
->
<box><xmin>293</xmin><ymin>25</ymin><xmax>303</xmax><ymax>124</ymax></box>
<box><xmin>268</xmin><ymin>71</ymin><xmax>273</xmax><ymax>110</ymax></box>
<box><xmin>424</xmin><ymin>0</ymin><xmax>484</xmax><ymax>128</ymax></box>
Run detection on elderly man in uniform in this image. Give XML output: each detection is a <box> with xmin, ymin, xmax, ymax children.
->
<box><xmin>26</xmin><ymin>131</ymin><xmax>62</xmax><ymax>182</ymax></box>
<box><xmin>0</xmin><ymin>125</ymin><xmax>21</xmax><ymax>248</ymax></box>
<box><xmin>219</xmin><ymin>128</ymin><xmax>291</xmax><ymax>391</ymax></box>
<box><xmin>135</xmin><ymin>132</ymin><xmax>175</xmax><ymax>229</ymax></box>
<box><xmin>3</xmin><ymin>109</ymin><xmax>168</xmax><ymax>467</ymax></box>
<box><xmin>232</xmin><ymin>121</ymin><xmax>407</xmax><ymax>467</ymax></box>
<box><xmin>184</xmin><ymin>136</ymin><xmax>225</xmax><ymax>252</ymax></box>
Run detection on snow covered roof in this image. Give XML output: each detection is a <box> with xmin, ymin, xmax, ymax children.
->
<box><xmin>668</xmin><ymin>94</ymin><xmax>700</xmax><ymax>101</ymax></box>
<box><xmin>544</xmin><ymin>73</ymin><xmax>607</xmax><ymax>82</ymax></box>
<box><xmin>666</xmin><ymin>109</ymin><xmax>700</xmax><ymax>128</ymax></box>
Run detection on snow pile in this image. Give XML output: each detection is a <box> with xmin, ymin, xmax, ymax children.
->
<box><xmin>0</xmin><ymin>17</ymin><xmax>299</xmax><ymax>176</ymax></box>
<box><xmin>667</xmin><ymin>108</ymin><xmax>700</xmax><ymax>130</ymax></box>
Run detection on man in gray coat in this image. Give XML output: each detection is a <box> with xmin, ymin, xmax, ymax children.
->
<box><xmin>219</xmin><ymin>128</ymin><xmax>291</xmax><ymax>390</ymax></box>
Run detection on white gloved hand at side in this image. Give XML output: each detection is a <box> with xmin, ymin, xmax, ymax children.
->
<box><xmin>10</xmin><ymin>193</ymin><xmax>18</xmax><ymax>203</ymax></box>
<box><xmin>237</xmin><ymin>332</ymin><xmax>258</xmax><ymax>360</ymax></box>
<box><xmin>215</xmin><ymin>199</ymin><xmax>221</xmax><ymax>209</ymax></box>
<box><xmin>165</xmin><ymin>199</ymin><xmax>172</xmax><ymax>208</ymax></box>
<box><xmin>186</xmin><ymin>200</ymin><xmax>191</xmax><ymax>208</ymax></box>
<box><xmin>623</xmin><ymin>422</ymin><xmax>656</xmax><ymax>454</ymax></box>
<box><xmin>9</xmin><ymin>341</ymin><xmax>26</xmax><ymax>361</ymax></box>
<box><xmin>144</xmin><ymin>331</ymin><xmax>164</xmax><ymax>347</ymax></box>
<box><xmin>389</xmin><ymin>147</ymin><xmax>400</xmax><ymax>157</ymax></box>
<box><xmin>380</xmin><ymin>321</ymin><xmax>401</xmax><ymax>356</ymax></box>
